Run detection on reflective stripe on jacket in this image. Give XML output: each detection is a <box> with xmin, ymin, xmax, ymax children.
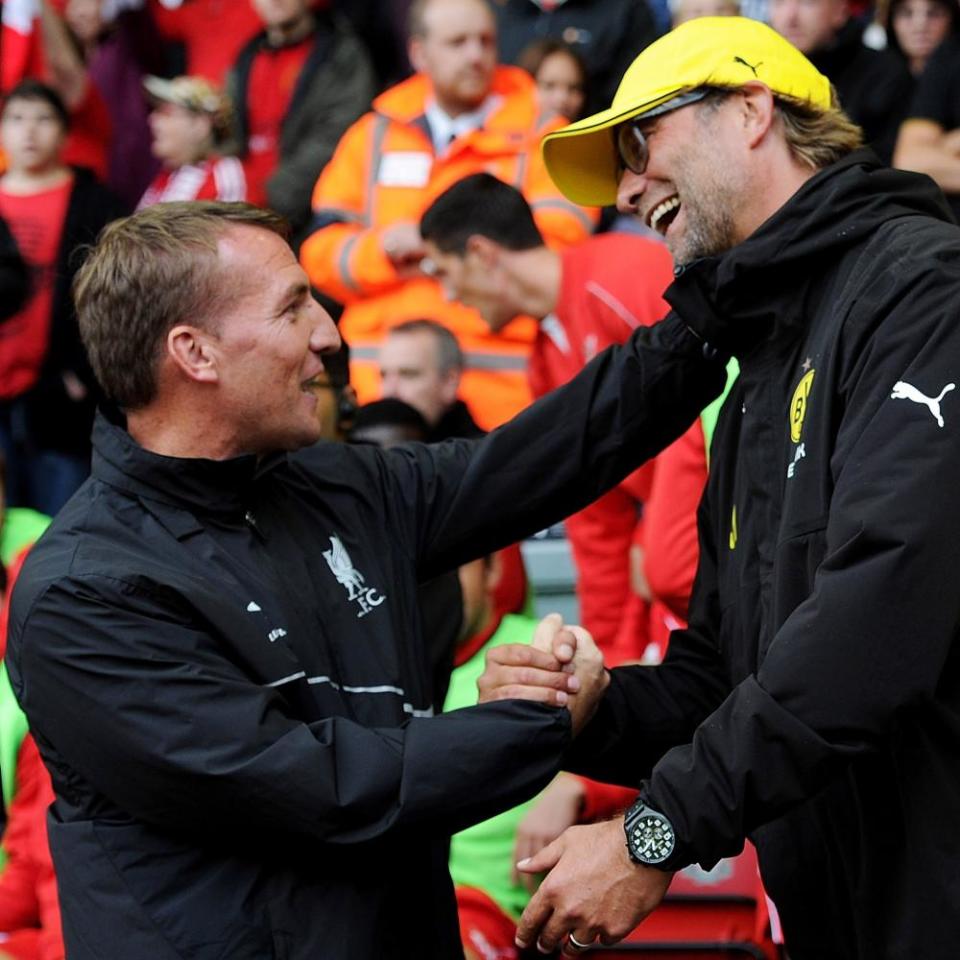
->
<box><xmin>301</xmin><ymin>66</ymin><xmax>598</xmax><ymax>429</ymax></box>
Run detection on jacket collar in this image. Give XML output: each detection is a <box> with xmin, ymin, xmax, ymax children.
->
<box><xmin>666</xmin><ymin>149</ymin><xmax>954</xmax><ymax>358</ymax></box>
<box><xmin>373</xmin><ymin>65</ymin><xmax>537</xmax><ymax>129</ymax></box>
<box><xmin>90</xmin><ymin>408</ymin><xmax>285</xmax><ymax>517</ymax></box>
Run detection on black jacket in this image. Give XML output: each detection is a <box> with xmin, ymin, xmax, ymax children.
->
<box><xmin>494</xmin><ymin>0</ymin><xmax>659</xmax><ymax>115</ymax></box>
<box><xmin>7</xmin><ymin>314</ymin><xmax>723</xmax><ymax>960</ymax></box>
<box><xmin>0</xmin><ymin>214</ymin><xmax>29</xmax><ymax>321</ymax></box>
<box><xmin>567</xmin><ymin>152</ymin><xmax>960</xmax><ymax>958</ymax></box>
<box><xmin>809</xmin><ymin>20</ymin><xmax>913</xmax><ymax>164</ymax></box>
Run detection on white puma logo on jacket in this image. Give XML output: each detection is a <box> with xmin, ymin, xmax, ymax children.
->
<box><xmin>891</xmin><ymin>380</ymin><xmax>955</xmax><ymax>428</ymax></box>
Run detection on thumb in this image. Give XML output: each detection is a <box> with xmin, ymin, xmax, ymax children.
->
<box><xmin>567</xmin><ymin>624</ymin><xmax>599</xmax><ymax>658</ymax></box>
<box><xmin>516</xmin><ymin>833</ymin><xmax>565</xmax><ymax>875</ymax></box>
<box><xmin>532</xmin><ymin>612</ymin><xmax>564</xmax><ymax>654</ymax></box>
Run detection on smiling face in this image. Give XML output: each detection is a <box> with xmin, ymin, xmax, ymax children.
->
<box><xmin>409</xmin><ymin>0</ymin><xmax>497</xmax><ymax>115</ymax></box>
<box><xmin>205</xmin><ymin>225</ymin><xmax>341</xmax><ymax>454</ymax></box>
<box><xmin>616</xmin><ymin>95</ymin><xmax>746</xmax><ymax>265</ymax></box>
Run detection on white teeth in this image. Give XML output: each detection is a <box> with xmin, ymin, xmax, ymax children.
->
<box><xmin>649</xmin><ymin>196</ymin><xmax>680</xmax><ymax>233</ymax></box>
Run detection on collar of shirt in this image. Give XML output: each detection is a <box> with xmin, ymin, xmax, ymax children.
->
<box><xmin>424</xmin><ymin>96</ymin><xmax>502</xmax><ymax>155</ymax></box>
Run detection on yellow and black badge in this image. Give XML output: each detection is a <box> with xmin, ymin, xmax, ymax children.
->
<box><xmin>790</xmin><ymin>369</ymin><xmax>815</xmax><ymax>443</ymax></box>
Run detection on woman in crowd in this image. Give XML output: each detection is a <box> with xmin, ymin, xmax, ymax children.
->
<box><xmin>886</xmin><ymin>0</ymin><xmax>959</xmax><ymax>76</ymax></box>
<box><xmin>517</xmin><ymin>38</ymin><xmax>587</xmax><ymax>122</ymax></box>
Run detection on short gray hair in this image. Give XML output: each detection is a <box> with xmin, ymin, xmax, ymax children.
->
<box><xmin>390</xmin><ymin>319</ymin><xmax>464</xmax><ymax>374</ymax></box>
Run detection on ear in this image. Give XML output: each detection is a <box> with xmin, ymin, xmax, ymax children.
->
<box><xmin>167</xmin><ymin>324</ymin><xmax>220</xmax><ymax>385</ymax></box>
<box><xmin>439</xmin><ymin>366</ymin><xmax>460</xmax><ymax>406</ymax></box>
<box><xmin>739</xmin><ymin>81</ymin><xmax>777</xmax><ymax>149</ymax></box>
<box><xmin>485</xmin><ymin>551</ymin><xmax>503</xmax><ymax>593</ymax></box>
<box><xmin>465</xmin><ymin>234</ymin><xmax>501</xmax><ymax>268</ymax></box>
<box><xmin>409</xmin><ymin>36</ymin><xmax>426</xmax><ymax>74</ymax></box>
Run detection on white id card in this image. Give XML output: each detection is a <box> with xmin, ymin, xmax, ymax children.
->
<box><xmin>378</xmin><ymin>152</ymin><xmax>432</xmax><ymax>188</ymax></box>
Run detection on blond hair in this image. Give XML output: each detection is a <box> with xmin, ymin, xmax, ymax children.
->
<box><xmin>698</xmin><ymin>84</ymin><xmax>863</xmax><ymax>170</ymax></box>
<box><xmin>775</xmin><ymin>88</ymin><xmax>864</xmax><ymax>170</ymax></box>
<box><xmin>74</xmin><ymin>201</ymin><xmax>288</xmax><ymax>410</ymax></box>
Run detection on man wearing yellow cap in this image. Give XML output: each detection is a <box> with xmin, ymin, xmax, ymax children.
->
<box><xmin>479</xmin><ymin>16</ymin><xmax>960</xmax><ymax>959</ymax></box>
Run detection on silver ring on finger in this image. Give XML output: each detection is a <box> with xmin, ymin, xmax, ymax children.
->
<box><xmin>567</xmin><ymin>933</ymin><xmax>592</xmax><ymax>953</ymax></box>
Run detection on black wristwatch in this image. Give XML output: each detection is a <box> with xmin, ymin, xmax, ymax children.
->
<box><xmin>623</xmin><ymin>796</ymin><xmax>676</xmax><ymax>866</ymax></box>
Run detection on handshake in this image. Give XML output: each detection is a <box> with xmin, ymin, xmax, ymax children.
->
<box><xmin>477</xmin><ymin>612</ymin><xmax>609</xmax><ymax>736</ymax></box>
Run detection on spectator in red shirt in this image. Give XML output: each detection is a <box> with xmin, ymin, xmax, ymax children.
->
<box><xmin>224</xmin><ymin>0</ymin><xmax>375</xmax><ymax>238</ymax></box>
<box><xmin>138</xmin><ymin>75</ymin><xmax>246</xmax><ymax>208</ymax></box>
<box><xmin>150</xmin><ymin>0</ymin><xmax>263</xmax><ymax>87</ymax></box>
<box><xmin>0</xmin><ymin>81</ymin><xmax>123</xmax><ymax>515</ymax></box>
<box><xmin>421</xmin><ymin>173</ymin><xmax>707</xmax><ymax>664</ymax></box>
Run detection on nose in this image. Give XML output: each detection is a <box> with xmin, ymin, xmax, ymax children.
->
<box><xmin>309</xmin><ymin>301</ymin><xmax>341</xmax><ymax>356</ymax></box>
<box><xmin>616</xmin><ymin>168</ymin><xmax>649</xmax><ymax>216</ymax></box>
<box><xmin>464</xmin><ymin>36</ymin><xmax>487</xmax><ymax>63</ymax></box>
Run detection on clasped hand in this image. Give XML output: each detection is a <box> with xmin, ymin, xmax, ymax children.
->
<box><xmin>477</xmin><ymin>615</ymin><xmax>672</xmax><ymax>954</ymax></box>
<box><xmin>476</xmin><ymin>612</ymin><xmax>608</xmax><ymax>735</ymax></box>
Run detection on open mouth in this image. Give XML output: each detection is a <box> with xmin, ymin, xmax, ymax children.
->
<box><xmin>648</xmin><ymin>195</ymin><xmax>680</xmax><ymax>236</ymax></box>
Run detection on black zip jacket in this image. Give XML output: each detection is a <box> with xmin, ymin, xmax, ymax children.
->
<box><xmin>494</xmin><ymin>0</ymin><xmax>659</xmax><ymax>115</ymax></box>
<box><xmin>808</xmin><ymin>21</ymin><xmax>913</xmax><ymax>165</ymax></box>
<box><xmin>566</xmin><ymin>151</ymin><xmax>960</xmax><ymax>958</ymax></box>
<box><xmin>6</xmin><ymin>313</ymin><xmax>724</xmax><ymax>959</ymax></box>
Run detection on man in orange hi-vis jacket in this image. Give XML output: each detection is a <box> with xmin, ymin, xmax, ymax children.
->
<box><xmin>299</xmin><ymin>0</ymin><xmax>598</xmax><ymax>430</ymax></box>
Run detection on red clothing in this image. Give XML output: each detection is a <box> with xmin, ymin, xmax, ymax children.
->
<box><xmin>150</xmin><ymin>0</ymin><xmax>261</xmax><ymax>86</ymax></box>
<box><xmin>302</xmin><ymin>66</ymin><xmax>598</xmax><ymax>430</ymax></box>
<box><xmin>456</xmin><ymin>884</ymin><xmax>518</xmax><ymax>960</ymax></box>
<box><xmin>528</xmin><ymin>233</ymin><xmax>690</xmax><ymax>661</ymax></box>
<box><xmin>137</xmin><ymin>156</ymin><xmax>247</xmax><ymax>209</ymax></box>
<box><xmin>0</xmin><ymin>177</ymin><xmax>71</xmax><ymax>400</ymax></box>
<box><xmin>527</xmin><ymin>233</ymin><xmax>675</xmax><ymax>399</ymax></box>
<box><xmin>242</xmin><ymin>38</ymin><xmax>312</xmax><ymax>207</ymax></box>
<box><xmin>0</xmin><ymin>548</ymin><xmax>62</xmax><ymax>959</ymax></box>
<box><xmin>0</xmin><ymin>736</ymin><xmax>62</xmax><ymax>960</ymax></box>
<box><xmin>612</xmin><ymin>421</ymin><xmax>708</xmax><ymax>664</ymax></box>
<box><xmin>62</xmin><ymin>83</ymin><xmax>111</xmax><ymax>182</ymax></box>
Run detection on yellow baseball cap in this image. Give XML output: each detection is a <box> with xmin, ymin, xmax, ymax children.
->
<box><xmin>542</xmin><ymin>17</ymin><xmax>832</xmax><ymax>206</ymax></box>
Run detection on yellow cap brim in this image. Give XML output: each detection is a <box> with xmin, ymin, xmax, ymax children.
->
<box><xmin>542</xmin><ymin>90</ymin><xmax>685</xmax><ymax>207</ymax></box>
<box><xmin>541</xmin><ymin>17</ymin><xmax>833</xmax><ymax>207</ymax></box>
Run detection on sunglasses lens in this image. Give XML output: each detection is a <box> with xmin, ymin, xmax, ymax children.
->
<box><xmin>616</xmin><ymin>123</ymin><xmax>648</xmax><ymax>175</ymax></box>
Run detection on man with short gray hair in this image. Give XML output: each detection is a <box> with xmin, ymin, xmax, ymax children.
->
<box><xmin>378</xmin><ymin>319</ymin><xmax>484</xmax><ymax>440</ymax></box>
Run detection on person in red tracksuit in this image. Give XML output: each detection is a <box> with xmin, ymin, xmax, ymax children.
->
<box><xmin>420</xmin><ymin>173</ymin><xmax>707</xmax><ymax>665</ymax></box>
<box><xmin>0</xmin><ymin>548</ymin><xmax>63</xmax><ymax>960</ymax></box>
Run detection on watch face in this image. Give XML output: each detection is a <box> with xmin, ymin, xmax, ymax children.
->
<box><xmin>628</xmin><ymin>812</ymin><xmax>675</xmax><ymax>864</ymax></box>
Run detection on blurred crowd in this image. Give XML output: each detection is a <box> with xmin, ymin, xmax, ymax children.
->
<box><xmin>1</xmin><ymin>0</ymin><xmax>960</xmax><ymax>956</ymax></box>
